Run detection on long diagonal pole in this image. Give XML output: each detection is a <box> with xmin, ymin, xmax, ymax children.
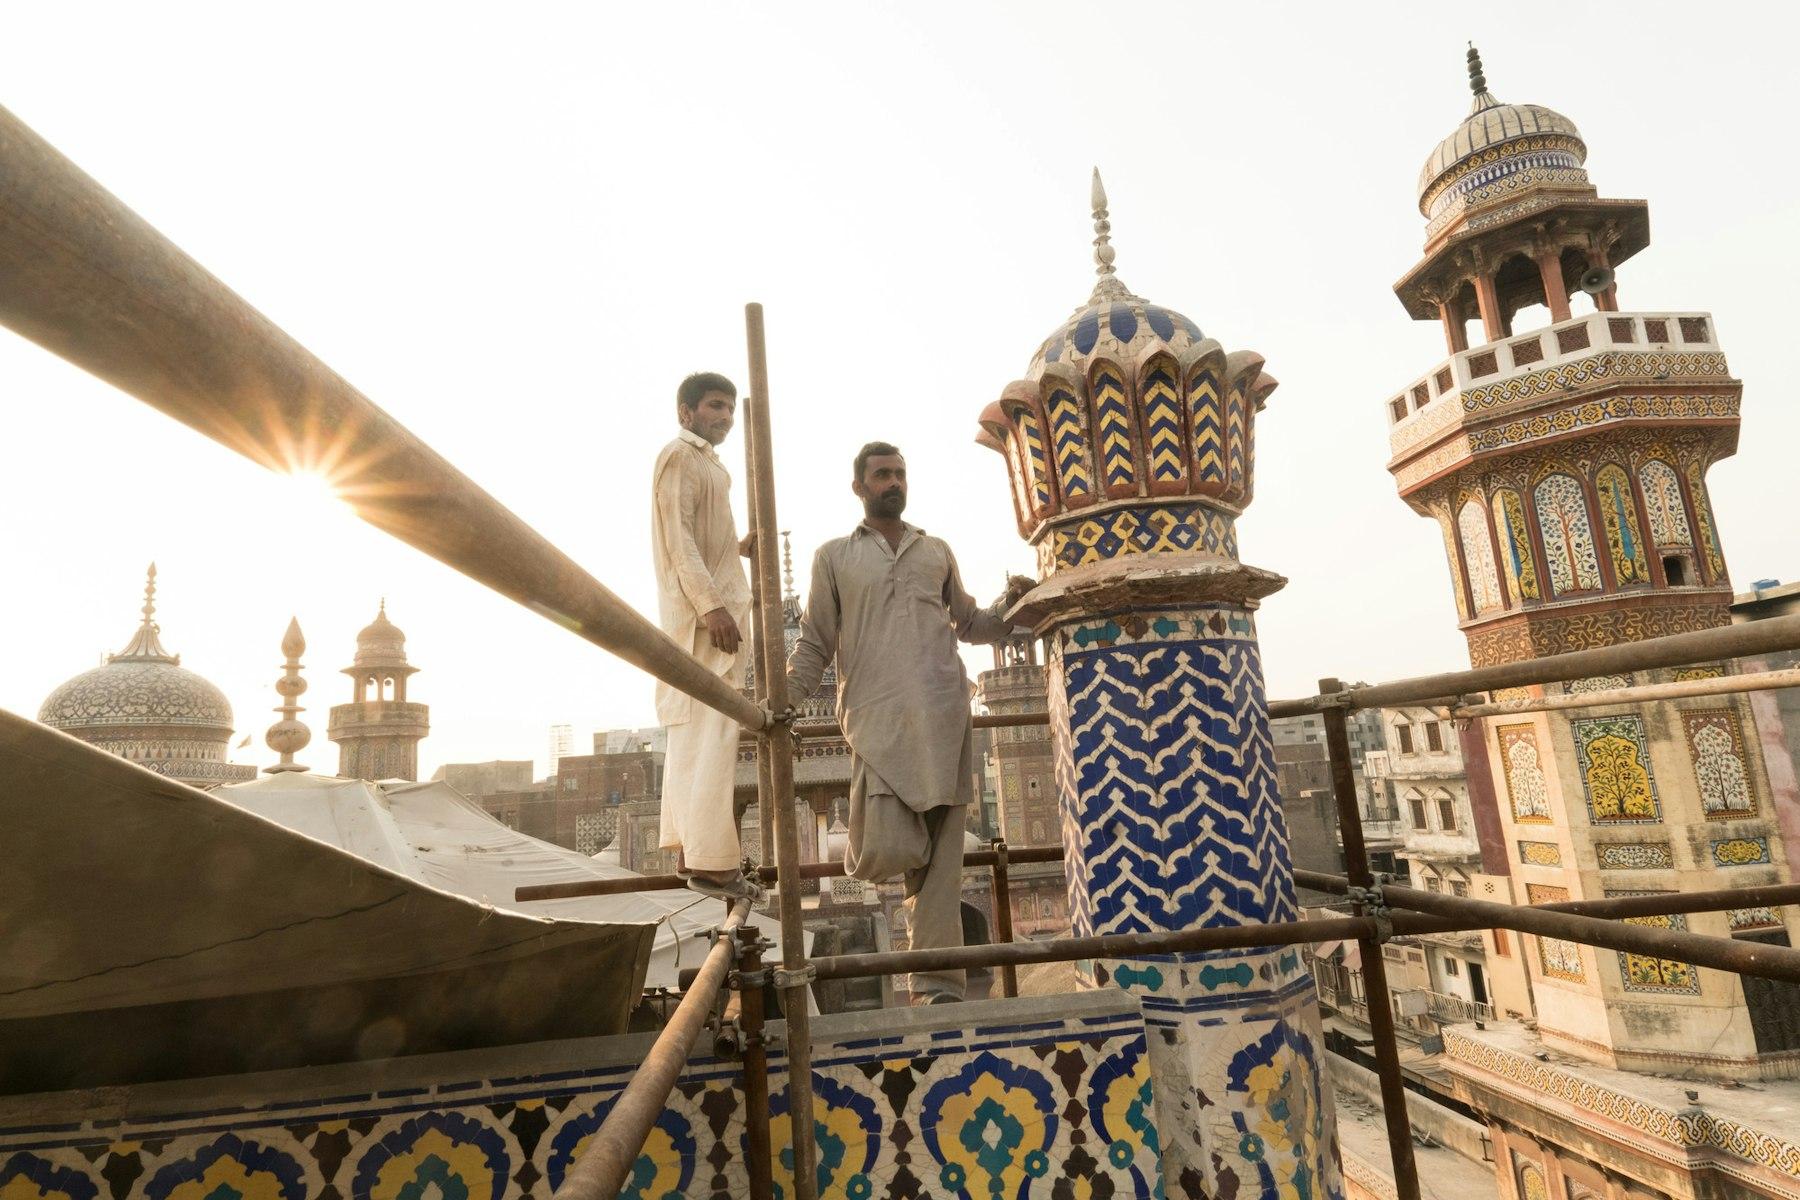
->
<box><xmin>742</xmin><ymin>303</ymin><xmax>819</xmax><ymax>1200</ymax></box>
<box><xmin>0</xmin><ymin>104</ymin><xmax>762</xmax><ymax>731</ymax></box>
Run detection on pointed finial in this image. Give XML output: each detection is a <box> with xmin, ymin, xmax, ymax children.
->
<box><xmin>1467</xmin><ymin>42</ymin><xmax>1486</xmax><ymax>95</ymax></box>
<box><xmin>378</xmin><ymin>596</ymin><xmax>386</xmax><ymax>617</ymax></box>
<box><xmin>781</xmin><ymin>530</ymin><xmax>795</xmax><ymax>602</ymax></box>
<box><xmin>265</xmin><ymin>616</ymin><xmax>312</xmax><ymax>773</ymax></box>
<box><xmin>1091</xmin><ymin>168</ymin><xmax>1116</xmax><ymax>279</ymax></box>
<box><xmin>111</xmin><ymin>562</ymin><xmax>178</xmax><ymax>663</ymax></box>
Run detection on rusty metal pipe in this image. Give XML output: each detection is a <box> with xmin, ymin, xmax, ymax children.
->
<box><xmin>1320</xmin><ymin>682</ymin><xmax>1420</xmax><ymax>1200</ymax></box>
<box><xmin>810</xmin><ymin>914</ymin><xmax>1382</xmax><ymax>980</ymax></box>
<box><xmin>793</xmin><ymin>710</ymin><xmax>1048</xmax><ymax>740</ymax></box>
<box><xmin>0</xmin><ymin>104</ymin><xmax>765</xmax><ymax>732</ymax></box>
<box><xmin>554</xmin><ymin>902</ymin><xmax>750</xmax><ymax>1200</ymax></box>
<box><xmin>1295</xmin><ymin>869</ymin><xmax>1800</xmax><ymax>922</ymax></box>
<box><xmin>1385</xmin><ymin>883</ymin><xmax>1800</xmax><ymax>984</ymax></box>
<box><xmin>1280</xmin><ymin>615</ymin><xmax>1800</xmax><ymax>715</ymax></box>
<box><xmin>515</xmin><ymin>844</ymin><xmax>1066</xmax><ymax>902</ymax></box>
<box><xmin>1448</xmin><ymin>666</ymin><xmax>1800</xmax><ymax>719</ymax></box>
<box><xmin>742</xmin><ymin>304</ymin><xmax>818</xmax><ymax>1200</ymax></box>
<box><xmin>988</xmin><ymin>839</ymin><xmax>1018</xmax><ymax>998</ymax></box>
<box><xmin>735</xmin><ymin>926</ymin><xmax>775</xmax><ymax>1200</ymax></box>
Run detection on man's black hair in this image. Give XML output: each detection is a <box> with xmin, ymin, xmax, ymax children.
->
<box><xmin>853</xmin><ymin>441</ymin><xmax>902</xmax><ymax>482</ymax></box>
<box><xmin>676</xmin><ymin>372</ymin><xmax>737</xmax><ymax>415</ymax></box>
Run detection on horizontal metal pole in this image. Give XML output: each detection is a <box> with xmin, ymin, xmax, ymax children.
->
<box><xmin>810</xmin><ymin>914</ymin><xmax>1383</xmax><ymax>981</ymax></box>
<box><xmin>515</xmin><ymin>843</ymin><xmax>1066</xmax><ymax>902</ymax></box>
<box><xmin>1384</xmin><ymin>882</ymin><xmax>1800</xmax><ymax>984</ymax></box>
<box><xmin>1327</xmin><ymin>614</ymin><xmax>1800</xmax><ymax>714</ymax></box>
<box><xmin>0</xmin><ymin>104</ymin><xmax>765</xmax><ymax>732</ymax></box>
<box><xmin>1296</xmin><ymin>869</ymin><xmax>1800</xmax><ymax>922</ymax></box>
<box><xmin>793</xmin><ymin>710</ymin><xmax>1049</xmax><ymax>740</ymax></box>
<box><xmin>554</xmin><ymin>901</ymin><xmax>750</xmax><ymax>1200</ymax></box>
<box><xmin>1448</xmin><ymin>666</ymin><xmax>1800</xmax><ymax>718</ymax></box>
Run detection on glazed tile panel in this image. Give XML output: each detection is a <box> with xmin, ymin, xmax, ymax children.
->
<box><xmin>0</xmin><ymin>1009</ymin><xmax>1164</xmax><ymax>1200</ymax></box>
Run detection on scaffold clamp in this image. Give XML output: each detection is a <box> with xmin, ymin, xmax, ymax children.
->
<box><xmin>772</xmin><ymin>962</ymin><xmax>817</xmax><ymax>989</ymax></box>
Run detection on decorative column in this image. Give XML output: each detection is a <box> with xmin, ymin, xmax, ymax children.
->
<box><xmin>1534</xmin><ymin>244</ymin><xmax>1572</xmax><ymax>323</ymax></box>
<box><xmin>1436</xmin><ymin>296</ymin><xmax>1469</xmax><ymax>353</ymax></box>
<box><xmin>979</xmin><ymin>172</ymin><xmax>1342</xmax><ymax>1200</ymax></box>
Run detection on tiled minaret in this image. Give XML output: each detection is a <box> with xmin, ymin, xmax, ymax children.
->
<box><xmin>978</xmin><ymin>172</ymin><xmax>1342</xmax><ymax>1200</ymax></box>
<box><xmin>1383</xmin><ymin>50</ymin><xmax>1799</xmax><ymax>1075</ymax></box>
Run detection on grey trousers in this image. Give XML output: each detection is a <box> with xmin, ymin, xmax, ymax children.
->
<box><xmin>845</xmin><ymin>789</ymin><xmax>967</xmax><ymax>1002</ymax></box>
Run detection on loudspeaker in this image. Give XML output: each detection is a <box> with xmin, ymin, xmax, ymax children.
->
<box><xmin>1578</xmin><ymin>266</ymin><xmax>1615</xmax><ymax>295</ymax></box>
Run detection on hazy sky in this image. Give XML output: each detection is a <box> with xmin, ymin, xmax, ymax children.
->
<box><xmin>4</xmin><ymin>4</ymin><xmax>1796</xmax><ymax>780</ymax></box>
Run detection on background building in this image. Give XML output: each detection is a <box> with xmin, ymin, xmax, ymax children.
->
<box><xmin>327</xmin><ymin>602</ymin><xmax>429</xmax><ymax>781</ymax></box>
<box><xmin>1377</xmin><ymin>45</ymin><xmax>1800</xmax><ymax>1200</ymax></box>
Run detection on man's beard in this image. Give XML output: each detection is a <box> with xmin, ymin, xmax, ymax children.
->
<box><xmin>863</xmin><ymin>489</ymin><xmax>906</xmax><ymax>519</ymax></box>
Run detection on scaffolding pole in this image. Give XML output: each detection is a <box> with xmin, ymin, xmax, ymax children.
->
<box><xmin>742</xmin><ymin>303</ymin><xmax>819</xmax><ymax>1200</ymax></box>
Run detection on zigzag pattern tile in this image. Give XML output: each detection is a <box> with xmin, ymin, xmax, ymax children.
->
<box><xmin>1092</xmin><ymin>368</ymin><xmax>1135</xmax><ymax>491</ymax></box>
<box><xmin>1226</xmin><ymin>392</ymin><xmax>1247</xmax><ymax>489</ymax></box>
<box><xmin>1046</xmin><ymin>383</ymin><xmax>1093</xmax><ymax>502</ymax></box>
<box><xmin>1142</xmin><ymin>366</ymin><xmax>1186</xmax><ymax>485</ymax></box>
<box><xmin>1188</xmin><ymin>369</ymin><xmax>1224</xmax><ymax>484</ymax></box>
<box><xmin>1052</xmin><ymin>633</ymin><xmax>1298</xmax><ymax>939</ymax></box>
<box><xmin>1015</xmin><ymin>408</ymin><xmax>1053</xmax><ymax>512</ymax></box>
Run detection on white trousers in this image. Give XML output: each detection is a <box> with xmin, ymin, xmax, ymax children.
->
<box><xmin>660</xmin><ymin>695</ymin><xmax>743</xmax><ymax>872</ymax></box>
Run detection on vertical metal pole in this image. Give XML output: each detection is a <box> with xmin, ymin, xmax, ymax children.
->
<box><xmin>1319</xmin><ymin>677</ymin><xmax>1421</xmax><ymax>1200</ymax></box>
<box><xmin>989</xmin><ymin>838</ymin><xmax>1018</xmax><ymax>998</ymax></box>
<box><xmin>744</xmin><ymin>433</ymin><xmax>778</xmax><ymax>871</ymax></box>
<box><xmin>735</xmin><ymin>926</ymin><xmax>775</xmax><ymax>1200</ymax></box>
<box><xmin>743</xmin><ymin>303</ymin><xmax>819</xmax><ymax>1200</ymax></box>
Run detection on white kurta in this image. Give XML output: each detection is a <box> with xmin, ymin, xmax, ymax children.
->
<box><xmin>650</xmin><ymin>429</ymin><xmax>753</xmax><ymax>871</ymax></box>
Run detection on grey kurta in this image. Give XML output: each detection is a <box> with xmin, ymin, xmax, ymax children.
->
<box><xmin>785</xmin><ymin>522</ymin><xmax>1012</xmax><ymax>810</ymax></box>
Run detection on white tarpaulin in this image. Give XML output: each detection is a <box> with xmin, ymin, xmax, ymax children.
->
<box><xmin>214</xmin><ymin>771</ymin><xmax>795</xmax><ymax>990</ymax></box>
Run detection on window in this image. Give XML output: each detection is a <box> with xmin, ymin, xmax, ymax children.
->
<box><xmin>1426</xmin><ymin>876</ymin><xmax>1443</xmax><ymax>893</ymax></box>
<box><xmin>1492</xmin><ymin>929</ymin><xmax>1512</xmax><ymax>957</ymax></box>
<box><xmin>1451</xmin><ymin>880</ymin><xmax>1469</xmax><ymax>898</ymax></box>
<box><xmin>1426</xmin><ymin>722</ymin><xmax>1444</xmax><ymax>752</ymax></box>
<box><xmin>1663</xmin><ymin>555</ymin><xmax>1688</xmax><ymax>586</ymax></box>
<box><xmin>1408</xmin><ymin>796</ymin><xmax>1429</xmax><ymax>830</ymax></box>
<box><xmin>1444</xmin><ymin>956</ymin><xmax>1460</xmax><ymax>977</ymax></box>
<box><xmin>1437</xmin><ymin>796</ymin><xmax>1459</xmax><ymax>831</ymax></box>
<box><xmin>1397</xmin><ymin>724</ymin><xmax>1415</xmax><ymax>754</ymax></box>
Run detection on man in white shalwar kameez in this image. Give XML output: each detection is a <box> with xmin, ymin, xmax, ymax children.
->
<box><xmin>652</xmin><ymin>372</ymin><xmax>757</xmax><ymax>901</ymax></box>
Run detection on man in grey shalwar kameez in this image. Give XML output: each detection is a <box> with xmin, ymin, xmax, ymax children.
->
<box><xmin>786</xmin><ymin>442</ymin><xmax>1032</xmax><ymax>1003</ymax></box>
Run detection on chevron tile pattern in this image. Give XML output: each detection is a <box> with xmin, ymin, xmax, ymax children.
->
<box><xmin>1046</xmin><ymin>382</ymin><xmax>1093</xmax><ymax>503</ymax></box>
<box><xmin>1142</xmin><ymin>363</ymin><xmax>1186</xmax><ymax>487</ymax></box>
<box><xmin>1091</xmin><ymin>366</ymin><xmax>1136</xmax><ymax>494</ymax></box>
<box><xmin>1013</xmin><ymin>406</ymin><xmax>1053</xmax><ymax>513</ymax></box>
<box><xmin>1227</xmin><ymin>391</ymin><xmax>1247</xmax><ymax>489</ymax></box>
<box><xmin>1048</xmin><ymin>615</ymin><xmax>1298</xmax><ymax>942</ymax></box>
<box><xmin>1188</xmin><ymin>367</ymin><xmax>1224</xmax><ymax>485</ymax></box>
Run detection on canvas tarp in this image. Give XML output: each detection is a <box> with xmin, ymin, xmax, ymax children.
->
<box><xmin>213</xmin><ymin>770</ymin><xmax>795</xmax><ymax>990</ymax></box>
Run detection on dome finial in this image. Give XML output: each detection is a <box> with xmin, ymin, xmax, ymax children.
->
<box><xmin>1467</xmin><ymin>42</ymin><xmax>1486</xmax><ymax>95</ymax></box>
<box><xmin>1091</xmin><ymin>168</ymin><xmax>1116</xmax><ymax>279</ymax></box>
<box><xmin>1088</xmin><ymin>168</ymin><xmax>1132</xmax><ymax>302</ymax></box>
<box><xmin>265</xmin><ymin>616</ymin><xmax>312</xmax><ymax>773</ymax></box>
<box><xmin>111</xmin><ymin>562</ymin><xmax>179</xmax><ymax>664</ymax></box>
<box><xmin>781</xmin><ymin>530</ymin><xmax>795</xmax><ymax>602</ymax></box>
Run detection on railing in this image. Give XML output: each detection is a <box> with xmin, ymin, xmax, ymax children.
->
<box><xmin>1422</xmin><ymin>990</ymin><xmax>1495</xmax><ymax>1025</ymax></box>
<box><xmin>6</xmin><ymin>101</ymin><xmax>1800</xmax><ymax>1200</ymax></box>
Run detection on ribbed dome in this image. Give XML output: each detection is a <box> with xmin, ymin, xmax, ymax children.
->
<box><xmin>1416</xmin><ymin>49</ymin><xmax>1589</xmax><ymax>225</ymax></box>
<box><xmin>1032</xmin><ymin>284</ymin><xmax>1206</xmax><ymax>377</ymax></box>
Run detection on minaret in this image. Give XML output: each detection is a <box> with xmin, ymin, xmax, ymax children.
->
<box><xmin>1383</xmin><ymin>50</ymin><xmax>1795</xmax><ymax>1075</ymax></box>
<box><xmin>327</xmin><ymin>601</ymin><xmax>429</xmax><ymax>781</ymax></box>
<box><xmin>979</xmin><ymin>172</ymin><xmax>1341</xmax><ymax>1200</ymax></box>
